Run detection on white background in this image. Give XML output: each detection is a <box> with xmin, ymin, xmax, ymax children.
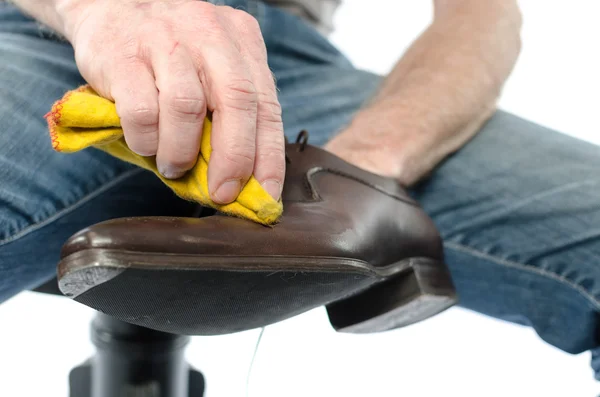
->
<box><xmin>1</xmin><ymin>1</ymin><xmax>599</xmax><ymax>396</ymax></box>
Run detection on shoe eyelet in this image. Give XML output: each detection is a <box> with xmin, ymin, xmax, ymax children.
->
<box><xmin>295</xmin><ymin>130</ymin><xmax>309</xmax><ymax>152</ymax></box>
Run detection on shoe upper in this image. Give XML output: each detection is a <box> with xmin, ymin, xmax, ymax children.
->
<box><xmin>61</xmin><ymin>138</ymin><xmax>444</xmax><ymax>268</ymax></box>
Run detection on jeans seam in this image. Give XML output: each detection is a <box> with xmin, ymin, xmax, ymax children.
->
<box><xmin>0</xmin><ymin>168</ymin><xmax>144</xmax><ymax>247</ymax></box>
<box><xmin>445</xmin><ymin>241</ymin><xmax>600</xmax><ymax>311</ymax></box>
<box><xmin>450</xmin><ymin>178</ymin><xmax>600</xmax><ymax>234</ymax></box>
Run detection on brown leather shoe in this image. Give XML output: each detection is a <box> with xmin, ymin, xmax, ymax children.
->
<box><xmin>58</xmin><ymin>132</ymin><xmax>457</xmax><ymax>335</ymax></box>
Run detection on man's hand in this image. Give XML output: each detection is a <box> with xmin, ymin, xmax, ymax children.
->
<box><xmin>61</xmin><ymin>0</ymin><xmax>285</xmax><ymax>203</ymax></box>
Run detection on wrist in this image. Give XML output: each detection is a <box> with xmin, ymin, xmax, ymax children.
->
<box><xmin>347</xmin><ymin>100</ymin><xmax>434</xmax><ymax>157</ymax></box>
<box><xmin>326</xmin><ymin>109</ymin><xmax>420</xmax><ymax>185</ymax></box>
<box><xmin>329</xmin><ymin>99</ymin><xmax>488</xmax><ymax>186</ymax></box>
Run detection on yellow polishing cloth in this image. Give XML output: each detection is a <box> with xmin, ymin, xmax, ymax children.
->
<box><xmin>45</xmin><ymin>85</ymin><xmax>282</xmax><ymax>226</ymax></box>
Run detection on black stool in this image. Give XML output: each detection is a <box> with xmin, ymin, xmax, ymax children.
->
<box><xmin>34</xmin><ymin>278</ymin><xmax>205</xmax><ymax>397</ymax></box>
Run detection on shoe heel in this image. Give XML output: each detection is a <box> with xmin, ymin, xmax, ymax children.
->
<box><xmin>326</xmin><ymin>257</ymin><xmax>457</xmax><ymax>333</ymax></box>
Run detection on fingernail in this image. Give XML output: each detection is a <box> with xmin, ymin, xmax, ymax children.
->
<box><xmin>261</xmin><ymin>179</ymin><xmax>281</xmax><ymax>201</ymax></box>
<box><xmin>213</xmin><ymin>179</ymin><xmax>241</xmax><ymax>204</ymax></box>
<box><xmin>159</xmin><ymin>165</ymin><xmax>186</xmax><ymax>180</ymax></box>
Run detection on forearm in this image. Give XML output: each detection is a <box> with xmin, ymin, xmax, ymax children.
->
<box><xmin>338</xmin><ymin>0</ymin><xmax>522</xmax><ymax>184</ymax></box>
<box><xmin>9</xmin><ymin>0</ymin><xmax>87</xmax><ymax>39</ymax></box>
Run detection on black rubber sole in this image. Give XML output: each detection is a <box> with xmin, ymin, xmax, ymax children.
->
<box><xmin>58</xmin><ymin>249</ymin><xmax>456</xmax><ymax>335</ymax></box>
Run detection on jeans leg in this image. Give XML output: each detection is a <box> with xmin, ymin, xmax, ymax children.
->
<box><xmin>0</xmin><ymin>5</ymin><xmax>196</xmax><ymax>302</ymax></box>
<box><xmin>410</xmin><ymin>111</ymin><xmax>600</xmax><ymax>378</ymax></box>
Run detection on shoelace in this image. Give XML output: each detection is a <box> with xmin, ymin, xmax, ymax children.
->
<box><xmin>285</xmin><ymin>129</ymin><xmax>309</xmax><ymax>165</ymax></box>
<box><xmin>295</xmin><ymin>130</ymin><xmax>309</xmax><ymax>151</ymax></box>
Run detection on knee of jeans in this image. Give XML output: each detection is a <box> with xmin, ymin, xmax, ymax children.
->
<box><xmin>0</xmin><ymin>191</ymin><xmax>41</xmax><ymax>244</ymax></box>
<box><xmin>445</xmin><ymin>247</ymin><xmax>600</xmax><ymax>355</ymax></box>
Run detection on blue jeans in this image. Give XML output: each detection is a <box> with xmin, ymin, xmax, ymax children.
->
<box><xmin>2</xmin><ymin>0</ymin><xmax>600</xmax><ymax>379</ymax></box>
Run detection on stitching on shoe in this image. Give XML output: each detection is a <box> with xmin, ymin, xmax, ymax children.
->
<box><xmin>305</xmin><ymin>167</ymin><xmax>419</xmax><ymax>206</ymax></box>
<box><xmin>303</xmin><ymin>172</ymin><xmax>319</xmax><ymax>200</ymax></box>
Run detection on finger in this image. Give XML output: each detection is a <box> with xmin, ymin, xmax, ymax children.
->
<box><xmin>152</xmin><ymin>42</ymin><xmax>207</xmax><ymax>179</ymax></box>
<box><xmin>110</xmin><ymin>61</ymin><xmax>160</xmax><ymax>156</ymax></box>
<box><xmin>229</xmin><ymin>9</ymin><xmax>285</xmax><ymax>200</ymax></box>
<box><xmin>198</xmin><ymin>26</ymin><xmax>258</xmax><ymax>204</ymax></box>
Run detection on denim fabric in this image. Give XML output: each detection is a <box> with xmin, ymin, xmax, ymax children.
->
<box><xmin>1</xmin><ymin>0</ymin><xmax>600</xmax><ymax>379</ymax></box>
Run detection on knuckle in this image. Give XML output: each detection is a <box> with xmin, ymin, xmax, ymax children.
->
<box><xmin>257</xmin><ymin>97</ymin><xmax>283</xmax><ymax>124</ymax></box>
<box><xmin>218</xmin><ymin>5</ymin><xmax>236</xmax><ymax>14</ymax></box>
<box><xmin>167</xmin><ymin>94</ymin><xmax>206</xmax><ymax>119</ymax></box>
<box><xmin>202</xmin><ymin>18</ymin><xmax>226</xmax><ymax>38</ymax></box>
<box><xmin>194</xmin><ymin>1</ymin><xmax>219</xmax><ymax>19</ymax></box>
<box><xmin>219</xmin><ymin>78</ymin><xmax>258</xmax><ymax>110</ymax></box>
<box><xmin>124</xmin><ymin>134</ymin><xmax>158</xmax><ymax>156</ymax></box>
<box><xmin>257</xmin><ymin>130</ymin><xmax>285</xmax><ymax>152</ymax></box>
<box><xmin>228</xmin><ymin>78</ymin><xmax>257</xmax><ymax>97</ymax></box>
<box><xmin>115</xmin><ymin>37</ymin><xmax>142</xmax><ymax>61</ymax></box>
<box><xmin>228</xmin><ymin>10</ymin><xmax>265</xmax><ymax>56</ymax></box>
<box><xmin>120</xmin><ymin>103</ymin><xmax>159</xmax><ymax>128</ymax></box>
<box><xmin>219</xmin><ymin>143</ymin><xmax>255</xmax><ymax>171</ymax></box>
<box><xmin>163</xmin><ymin>151</ymin><xmax>197</xmax><ymax>170</ymax></box>
<box><xmin>223</xmin><ymin>153</ymin><xmax>254</xmax><ymax>174</ymax></box>
<box><xmin>257</xmin><ymin>144</ymin><xmax>285</xmax><ymax>171</ymax></box>
<box><xmin>194</xmin><ymin>4</ymin><xmax>227</xmax><ymax>37</ymax></box>
<box><xmin>230</xmin><ymin>9</ymin><xmax>260</xmax><ymax>32</ymax></box>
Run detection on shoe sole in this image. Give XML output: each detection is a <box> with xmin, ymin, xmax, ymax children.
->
<box><xmin>326</xmin><ymin>257</ymin><xmax>457</xmax><ymax>333</ymax></box>
<box><xmin>58</xmin><ymin>249</ymin><xmax>457</xmax><ymax>335</ymax></box>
